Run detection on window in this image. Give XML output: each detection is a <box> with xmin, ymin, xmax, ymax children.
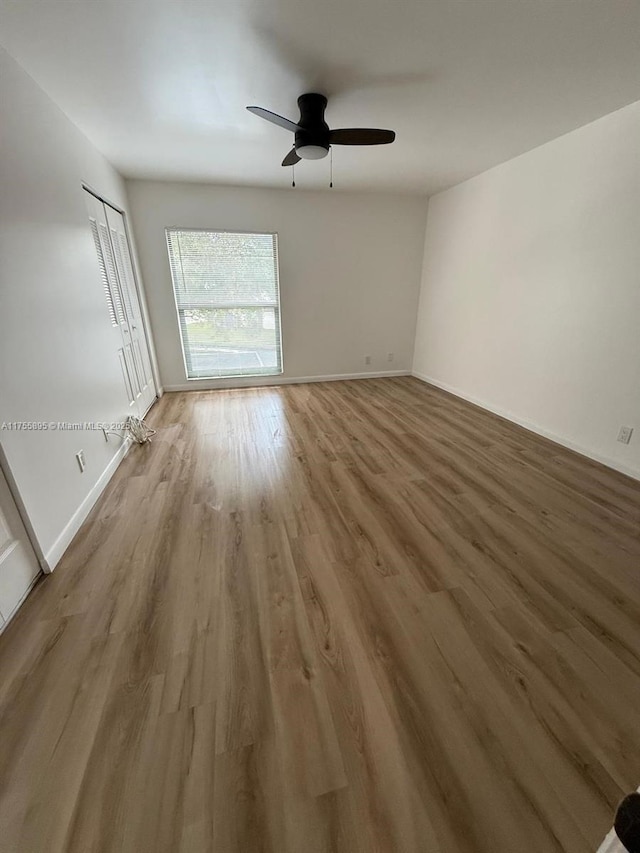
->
<box><xmin>166</xmin><ymin>229</ymin><xmax>283</xmax><ymax>379</ymax></box>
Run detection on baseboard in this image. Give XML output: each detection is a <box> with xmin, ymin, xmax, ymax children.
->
<box><xmin>44</xmin><ymin>437</ymin><xmax>132</xmax><ymax>572</ymax></box>
<box><xmin>412</xmin><ymin>371</ymin><xmax>640</xmax><ymax>482</ymax></box>
<box><xmin>163</xmin><ymin>370</ymin><xmax>410</xmax><ymax>392</ymax></box>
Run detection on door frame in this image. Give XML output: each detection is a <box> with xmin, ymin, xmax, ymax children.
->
<box><xmin>82</xmin><ymin>183</ymin><xmax>162</xmax><ymax>405</ymax></box>
<box><xmin>0</xmin><ymin>444</ymin><xmax>47</xmax><ymax>574</ymax></box>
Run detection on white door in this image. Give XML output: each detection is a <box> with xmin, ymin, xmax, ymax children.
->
<box><xmin>104</xmin><ymin>206</ymin><xmax>156</xmax><ymax>414</ymax></box>
<box><xmin>85</xmin><ymin>191</ymin><xmax>155</xmax><ymax>417</ymax></box>
<box><xmin>0</xmin><ymin>467</ymin><xmax>41</xmax><ymax>631</ymax></box>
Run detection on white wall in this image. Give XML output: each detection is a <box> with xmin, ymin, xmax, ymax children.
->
<box><xmin>413</xmin><ymin>100</ymin><xmax>640</xmax><ymax>479</ymax></box>
<box><xmin>126</xmin><ymin>180</ymin><xmax>428</xmax><ymax>390</ymax></box>
<box><xmin>0</xmin><ymin>47</ymin><xmax>154</xmax><ymax>567</ymax></box>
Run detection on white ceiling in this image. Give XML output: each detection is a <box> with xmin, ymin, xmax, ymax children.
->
<box><xmin>2</xmin><ymin>0</ymin><xmax>640</xmax><ymax>194</ymax></box>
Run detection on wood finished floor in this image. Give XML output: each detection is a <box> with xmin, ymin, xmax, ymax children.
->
<box><xmin>1</xmin><ymin>377</ymin><xmax>640</xmax><ymax>852</ymax></box>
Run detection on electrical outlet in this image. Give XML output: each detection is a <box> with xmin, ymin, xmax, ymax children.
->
<box><xmin>76</xmin><ymin>450</ymin><xmax>86</xmax><ymax>473</ymax></box>
<box><xmin>617</xmin><ymin>426</ymin><xmax>634</xmax><ymax>445</ymax></box>
<box><xmin>364</xmin><ymin>355</ymin><xmax>372</xmax><ymax>365</ymax></box>
<box><xmin>387</xmin><ymin>352</ymin><xmax>394</xmax><ymax>362</ymax></box>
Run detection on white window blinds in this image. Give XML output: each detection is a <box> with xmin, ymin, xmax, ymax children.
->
<box><xmin>166</xmin><ymin>229</ymin><xmax>283</xmax><ymax>379</ymax></box>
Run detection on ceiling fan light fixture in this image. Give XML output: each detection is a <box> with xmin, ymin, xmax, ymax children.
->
<box><xmin>296</xmin><ymin>145</ymin><xmax>329</xmax><ymax>160</ymax></box>
<box><xmin>247</xmin><ymin>94</ymin><xmax>396</xmax><ymax>170</ymax></box>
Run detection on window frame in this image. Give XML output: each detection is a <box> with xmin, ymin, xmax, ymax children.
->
<box><xmin>165</xmin><ymin>227</ymin><xmax>284</xmax><ymax>381</ymax></box>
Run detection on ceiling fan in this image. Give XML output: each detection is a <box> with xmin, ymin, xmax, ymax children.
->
<box><xmin>247</xmin><ymin>93</ymin><xmax>396</xmax><ymax>166</ymax></box>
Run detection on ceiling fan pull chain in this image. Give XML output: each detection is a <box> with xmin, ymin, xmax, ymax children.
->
<box><xmin>292</xmin><ymin>163</ymin><xmax>296</xmax><ymax>188</ymax></box>
<box><xmin>330</xmin><ymin>147</ymin><xmax>333</xmax><ymax>188</ymax></box>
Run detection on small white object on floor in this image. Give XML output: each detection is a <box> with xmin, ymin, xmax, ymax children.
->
<box><xmin>126</xmin><ymin>415</ymin><xmax>156</xmax><ymax>444</ymax></box>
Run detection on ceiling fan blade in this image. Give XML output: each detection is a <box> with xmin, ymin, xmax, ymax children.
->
<box><xmin>329</xmin><ymin>128</ymin><xmax>396</xmax><ymax>146</ymax></box>
<box><xmin>247</xmin><ymin>106</ymin><xmax>301</xmax><ymax>133</ymax></box>
<box><xmin>282</xmin><ymin>148</ymin><xmax>301</xmax><ymax>167</ymax></box>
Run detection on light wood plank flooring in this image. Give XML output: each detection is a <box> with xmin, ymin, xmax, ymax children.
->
<box><xmin>1</xmin><ymin>377</ymin><xmax>640</xmax><ymax>852</ymax></box>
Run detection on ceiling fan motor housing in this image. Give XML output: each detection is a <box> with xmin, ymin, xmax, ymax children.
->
<box><xmin>295</xmin><ymin>93</ymin><xmax>330</xmax><ymax>156</ymax></box>
<box><xmin>246</xmin><ymin>92</ymin><xmax>396</xmax><ymax>166</ymax></box>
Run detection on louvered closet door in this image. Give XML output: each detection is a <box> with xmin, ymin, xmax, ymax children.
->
<box><xmin>104</xmin><ymin>206</ymin><xmax>156</xmax><ymax>414</ymax></box>
<box><xmin>84</xmin><ymin>190</ymin><xmax>143</xmax><ymax>418</ymax></box>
